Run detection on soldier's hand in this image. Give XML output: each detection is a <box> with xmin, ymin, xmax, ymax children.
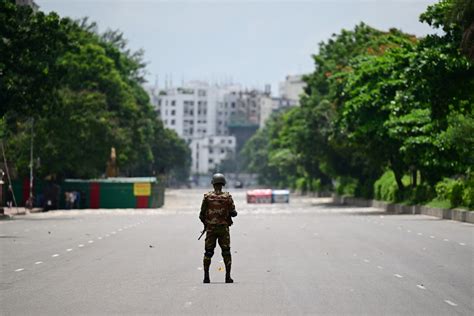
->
<box><xmin>230</xmin><ymin>209</ymin><xmax>237</xmax><ymax>217</ymax></box>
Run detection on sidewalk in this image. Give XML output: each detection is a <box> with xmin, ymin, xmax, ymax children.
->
<box><xmin>0</xmin><ymin>206</ymin><xmax>43</xmax><ymax>219</ymax></box>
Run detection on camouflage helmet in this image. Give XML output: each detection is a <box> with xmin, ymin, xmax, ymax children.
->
<box><xmin>211</xmin><ymin>173</ymin><xmax>226</xmax><ymax>185</ymax></box>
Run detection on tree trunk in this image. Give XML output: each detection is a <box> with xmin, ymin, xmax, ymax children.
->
<box><xmin>412</xmin><ymin>169</ymin><xmax>417</xmax><ymax>188</ymax></box>
<box><xmin>461</xmin><ymin>21</ymin><xmax>474</xmax><ymax>62</ymax></box>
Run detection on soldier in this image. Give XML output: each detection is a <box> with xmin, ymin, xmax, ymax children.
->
<box><xmin>199</xmin><ymin>173</ymin><xmax>238</xmax><ymax>283</ymax></box>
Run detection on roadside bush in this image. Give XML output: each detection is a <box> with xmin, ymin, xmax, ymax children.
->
<box><xmin>335</xmin><ymin>177</ymin><xmax>358</xmax><ymax>196</ymax></box>
<box><xmin>435</xmin><ymin>178</ymin><xmax>464</xmax><ymax>208</ymax></box>
<box><xmin>374</xmin><ymin>171</ymin><xmax>398</xmax><ymax>202</ymax></box>
<box><xmin>295</xmin><ymin>177</ymin><xmax>307</xmax><ymax>193</ymax></box>
<box><xmin>409</xmin><ymin>184</ymin><xmax>435</xmax><ymax>204</ymax></box>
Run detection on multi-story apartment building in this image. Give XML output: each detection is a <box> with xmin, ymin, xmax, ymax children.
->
<box><xmin>155</xmin><ymin>82</ymin><xmax>237</xmax><ymax>174</ymax></box>
<box><xmin>279</xmin><ymin>74</ymin><xmax>306</xmax><ymax>106</ymax></box>
<box><xmin>156</xmin><ymin>82</ymin><xmax>219</xmax><ymax>142</ymax></box>
<box><xmin>190</xmin><ymin>136</ymin><xmax>236</xmax><ymax>174</ymax></box>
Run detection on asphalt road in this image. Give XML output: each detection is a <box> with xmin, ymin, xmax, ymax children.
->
<box><xmin>1</xmin><ymin>189</ymin><xmax>473</xmax><ymax>315</ymax></box>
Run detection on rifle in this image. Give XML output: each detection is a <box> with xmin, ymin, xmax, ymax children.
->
<box><xmin>198</xmin><ymin>226</ymin><xmax>206</xmax><ymax>240</ymax></box>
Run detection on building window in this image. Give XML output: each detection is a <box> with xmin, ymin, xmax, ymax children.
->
<box><xmin>231</xmin><ymin>102</ymin><xmax>235</xmax><ymax>108</ymax></box>
<box><xmin>171</xmin><ymin>100</ymin><xmax>176</xmax><ymax>106</ymax></box>
<box><xmin>209</xmin><ymin>149</ymin><xmax>213</xmax><ymax>154</ymax></box>
<box><xmin>221</xmin><ymin>149</ymin><xmax>225</xmax><ymax>154</ymax></box>
<box><xmin>171</xmin><ymin>119</ymin><xmax>175</xmax><ymax>125</ymax></box>
<box><xmin>208</xmin><ymin>158</ymin><xmax>213</xmax><ymax>163</ymax></box>
<box><xmin>171</xmin><ymin>110</ymin><xmax>176</xmax><ymax>115</ymax></box>
<box><xmin>228</xmin><ymin>139</ymin><xmax>232</xmax><ymax>144</ymax></box>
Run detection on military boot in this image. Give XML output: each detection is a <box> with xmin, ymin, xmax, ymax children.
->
<box><xmin>225</xmin><ymin>267</ymin><xmax>233</xmax><ymax>283</ymax></box>
<box><xmin>203</xmin><ymin>256</ymin><xmax>211</xmax><ymax>283</ymax></box>
<box><xmin>203</xmin><ymin>268</ymin><xmax>210</xmax><ymax>283</ymax></box>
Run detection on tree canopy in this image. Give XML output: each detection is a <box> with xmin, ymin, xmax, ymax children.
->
<box><xmin>0</xmin><ymin>1</ymin><xmax>190</xmax><ymax>181</ymax></box>
<box><xmin>242</xmin><ymin>0</ymin><xmax>473</xmax><ymax>206</ymax></box>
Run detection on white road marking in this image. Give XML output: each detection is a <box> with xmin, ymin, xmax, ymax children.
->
<box><xmin>377</xmin><ymin>266</ymin><xmax>383</xmax><ymax>270</ymax></box>
<box><xmin>88</xmin><ymin>240</ymin><xmax>94</xmax><ymax>243</ymax></box>
<box><xmin>444</xmin><ymin>300</ymin><xmax>457</xmax><ymax>306</ymax></box>
<box><xmin>459</xmin><ymin>242</ymin><xmax>466</xmax><ymax>246</ymax></box>
<box><xmin>52</xmin><ymin>254</ymin><xmax>59</xmax><ymax>257</ymax></box>
<box><xmin>394</xmin><ymin>274</ymin><xmax>403</xmax><ymax>278</ymax></box>
<box><xmin>97</xmin><ymin>237</ymin><xmax>102</xmax><ymax>240</ymax></box>
<box><xmin>417</xmin><ymin>233</ymin><xmax>423</xmax><ymax>236</ymax></box>
<box><xmin>66</xmin><ymin>249</ymin><xmax>73</xmax><ymax>252</ymax></box>
<box><xmin>197</xmin><ymin>267</ymin><xmax>203</xmax><ymax>271</ymax></box>
<box><xmin>105</xmin><ymin>234</ymin><xmax>110</xmax><ymax>237</ymax></box>
<box><xmin>15</xmin><ymin>268</ymin><xmax>24</xmax><ymax>272</ymax></box>
<box><xmin>35</xmin><ymin>261</ymin><xmax>43</xmax><ymax>265</ymax></box>
<box><xmin>118</xmin><ymin>229</ymin><xmax>122</xmax><ymax>231</ymax></box>
<box><xmin>363</xmin><ymin>259</ymin><xmax>370</xmax><ymax>263</ymax></box>
<box><xmin>185</xmin><ymin>302</ymin><xmax>192</xmax><ymax>307</ymax></box>
<box><xmin>353</xmin><ymin>253</ymin><xmax>358</xmax><ymax>257</ymax></box>
<box><xmin>430</xmin><ymin>236</ymin><xmax>435</xmax><ymax>239</ymax></box>
<box><xmin>417</xmin><ymin>284</ymin><xmax>426</xmax><ymax>290</ymax></box>
<box><xmin>443</xmin><ymin>238</ymin><xmax>449</xmax><ymax>242</ymax></box>
<box><xmin>78</xmin><ymin>244</ymin><xmax>84</xmax><ymax>247</ymax></box>
<box><xmin>397</xmin><ymin>227</ymin><xmax>402</xmax><ymax>230</ymax></box>
<box><xmin>407</xmin><ymin>230</ymin><xmax>411</xmax><ymax>233</ymax></box>
<box><xmin>111</xmin><ymin>232</ymin><xmax>116</xmax><ymax>234</ymax></box>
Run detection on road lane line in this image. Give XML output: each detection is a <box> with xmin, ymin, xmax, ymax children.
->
<box><xmin>35</xmin><ymin>261</ymin><xmax>43</xmax><ymax>265</ymax></box>
<box><xmin>459</xmin><ymin>242</ymin><xmax>466</xmax><ymax>246</ymax></box>
<box><xmin>407</xmin><ymin>230</ymin><xmax>411</xmax><ymax>233</ymax></box>
<box><xmin>377</xmin><ymin>266</ymin><xmax>383</xmax><ymax>270</ymax></box>
<box><xmin>118</xmin><ymin>229</ymin><xmax>122</xmax><ymax>231</ymax></box>
<box><xmin>430</xmin><ymin>236</ymin><xmax>435</xmax><ymax>239</ymax></box>
<box><xmin>363</xmin><ymin>259</ymin><xmax>370</xmax><ymax>263</ymax></box>
<box><xmin>66</xmin><ymin>249</ymin><xmax>73</xmax><ymax>252</ymax></box>
<box><xmin>52</xmin><ymin>254</ymin><xmax>59</xmax><ymax>257</ymax></box>
<box><xmin>15</xmin><ymin>268</ymin><xmax>24</xmax><ymax>272</ymax></box>
<box><xmin>416</xmin><ymin>284</ymin><xmax>426</xmax><ymax>290</ymax></box>
<box><xmin>111</xmin><ymin>232</ymin><xmax>116</xmax><ymax>234</ymax></box>
<box><xmin>88</xmin><ymin>240</ymin><xmax>94</xmax><ymax>243</ymax></box>
<box><xmin>78</xmin><ymin>244</ymin><xmax>84</xmax><ymax>247</ymax></box>
<box><xmin>417</xmin><ymin>233</ymin><xmax>423</xmax><ymax>236</ymax></box>
<box><xmin>443</xmin><ymin>238</ymin><xmax>449</xmax><ymax>242</ymax></box>
<box><xmin>394</xmin><ymin>274</ymin><xmax>403</xmax><ymax>278</ymax></box>
<box><xmin>444</xmin><ymin>300</ymin><xmax>457</xmax><ymax>306</ymax></box>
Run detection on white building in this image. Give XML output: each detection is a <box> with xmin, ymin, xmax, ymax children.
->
<box><xmin>190</xmin><ymin>136</ymin><xmax>236</xmax><ymax>174</ymax></box>
<box><xmin>157</xmin><ymin>82</ymin><xmax>219</xmax><ymax>142</ymax></box>
<box><xmin>156</xmin><ymin>82</ymin><xmax>237</xmax><ymax>174</ymax></box>
<box><xmin>279</xmin><ymin>74</ymin><xmax>306</xmax><ymax>105</ymax></box>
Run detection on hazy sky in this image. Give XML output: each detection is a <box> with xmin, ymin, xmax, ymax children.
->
<box><xmin>37</xmin><ymin>0</ymin><xmax>440</xmax><ymax>94</ymax></box>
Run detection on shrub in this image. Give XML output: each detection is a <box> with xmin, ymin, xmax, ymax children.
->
<box><xmin>374</xmin><ymin>171</ymin><xmax>398</xmax><ymax>202</ymax></box>
<box><xmin>335</xmin><ymin>177</ymin><xmax>358</xmax><ymax>196</ymax></box>
<box><xmin>435</xmin><ymin>178</ymin><xmax>465</xmax><ymax>208</ymax></box>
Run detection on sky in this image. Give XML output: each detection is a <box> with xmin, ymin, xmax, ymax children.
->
<box><xmin>37</xmin><ymin>0</ymin><xmax>440</xmax><ymax>95</ymax></box>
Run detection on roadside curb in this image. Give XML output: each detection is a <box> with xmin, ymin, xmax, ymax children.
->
<box><xmin>332</xmin><ymin>195</ymin><xmax>474</xmax><ymax>224</ymax></box>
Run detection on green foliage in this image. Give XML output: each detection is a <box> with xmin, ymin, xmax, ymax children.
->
<box><xmin>335</xmin><ymin>177</ymin><xmax>358</xmax><ymax>196</ymax></box>
<box><xmin>374</xmin><ymin>171</ymin><xmax>398</xmax><ymax>202</ymax></box>
<box><xmin>243</xmin><ymin>0</ymin><xmax>473</xmax><ymax>203</ymax></box>
<box><xmin>435</xmin><ymin>178</ymin><xmax>464</xmax><ymax>207</ymax></box>
<box><xmin>0</xmin><ymin>2</ymin><xmax>190</xmax><ymax>180</ymax></box>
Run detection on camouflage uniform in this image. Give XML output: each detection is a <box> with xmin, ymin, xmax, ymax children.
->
<box><xmin>199</xmin><ymin>191</ymin><xmax>237</xmax><ymax>281</ymax></box>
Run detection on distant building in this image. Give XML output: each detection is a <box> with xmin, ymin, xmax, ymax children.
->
<box><xmin>15</xmin><ymin>0</ymin><xmax>39</xmax><ymax>12</ymax></box>
<box><xmin>156</xmin><ymin>82</ymin><xmax>219</xmax><ymax>142</ymax></box>
<box><xmin>152</xmin><ymin>80</ymin><xmax>281</xmax><ymax>175</ymax></box>
<box><xmin>279</xmin><ymin>74</ymin><xmax>306</xmax><ymax>105</ymax></box>
<box><xmin>190</xmin><ymin>136</ymin><xmax>236</xmax><ymax>174</ymax></box>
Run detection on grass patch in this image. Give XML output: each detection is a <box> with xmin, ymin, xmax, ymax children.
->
<box><xmin>426</xmin><ymin>199</ymin><xmax>451</xmax><ymax>209</ymax></box>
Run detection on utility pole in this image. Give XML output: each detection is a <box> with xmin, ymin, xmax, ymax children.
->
<box><xmin>28</xmin><ymin>118</ymin><xmax>34</xmax><ymax>210</ymax></box>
